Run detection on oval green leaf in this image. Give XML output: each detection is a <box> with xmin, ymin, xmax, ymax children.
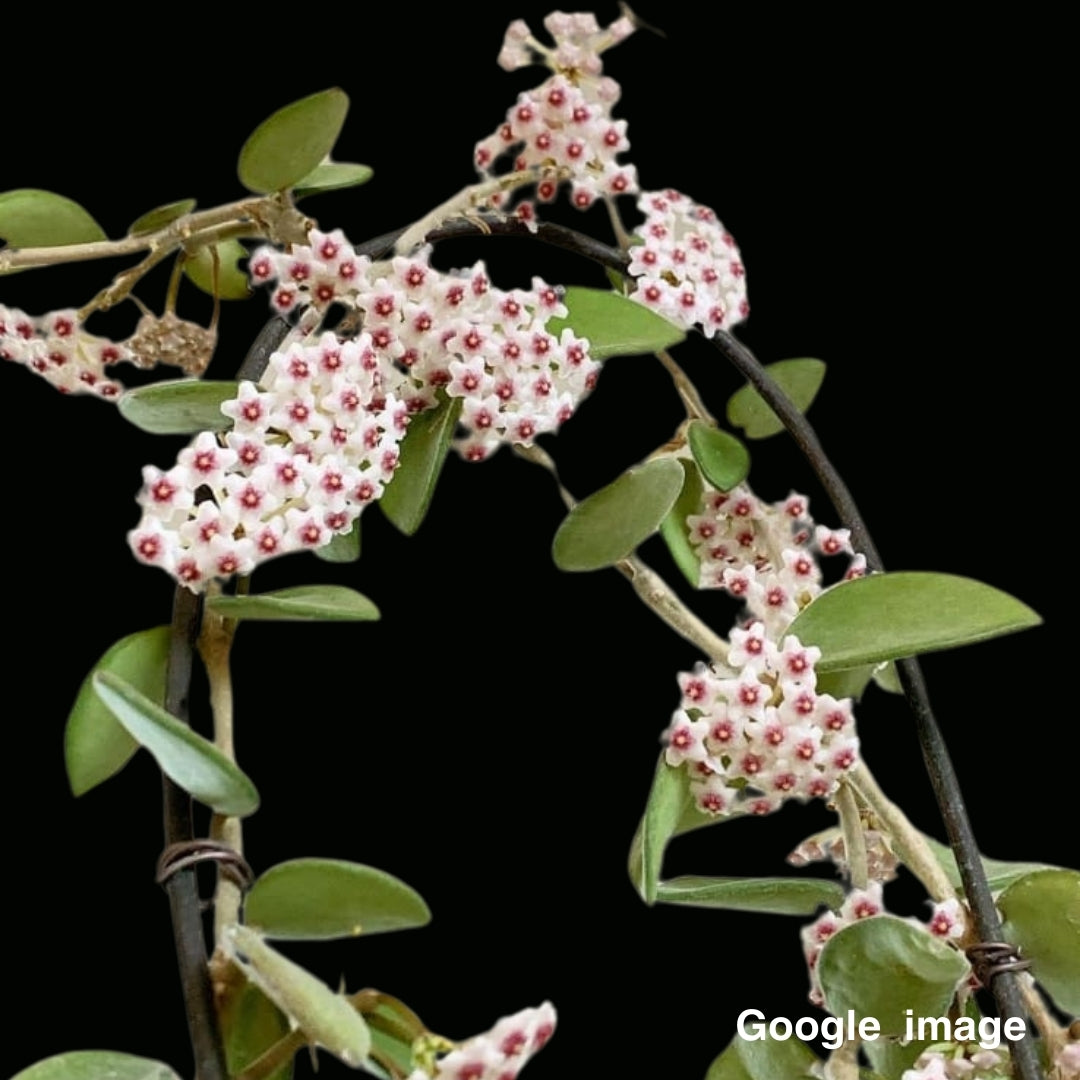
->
<box><xmin>687</xmin><ymin>420</ymin><xmax>751</xmax><ymax>492</ymax></box>
<box><xmin>552</xmin><ymin>457</ymin><xmax>684</xmax><ymax>571</ymax></box>
<box><xmin>245</xmin><ymin>858</ymin><xmax>431</xmax><ymax>940</ymax></box>
<box><xmin>380</xmin><ymin>393</ymin><xmax>462</xmax><ymax>535</ymax></box>
<box><xmin>726</xmin><ymin>358</ymin><xmax>826</xmax><ymax>440</ymax></box>
<box><xmin>65</xmin><ymin>627</ymin><xmax>170</xmax><ymax>797</ymax></box>
<box><xmin>219</xmin><ymin>978</ymin><xmax>292</xmax><ymax>1080</ymax></box>
<box><xmin>238</xmin><ymin>89</ymin><xmax>350</xmax><ymax>194</ymax></box>
<box><xmin>656</xmin><ymin>875</ymin><xmax>844</xmax><ymax>916</ymax></box>
<box><xmin>206</xmin><ymin>585</ymin><xmax>379</xmax><ymax>622</ymax></box>
<box><xmin>659</xmin><ymin>458</ymin><xmax>703</xmax><ymax>587</ymax></box>
<box><xmin>225</xmin><ymin>925</ymin><xmax>371</xmax><ymax>1067</ymax></box>
<box><xmin>184</xmin><ymin>239</ymin><xmax>252</xmax><ymax>299</ymax></box>
<box><xmin>294</xmin><ymin>161</ymin><xmax>373</xmax><ymax>198</ymax></box>
<box><xmin>128</xmin><ymin>198</ymin><xmax>197</xmax><ymax>236</ymax></box>
<box><xmin>315</xmin><ymin>520</ymin><xmax>361</xmax><ymax>563</ymax></box>
<box><xmin>706</xmin><ymin>1031</ymin><xmax>820</xmax><ymax>1080</ymax></box>
<box><xmin>118</xmin><ymin>379</ymin><xmax>240</xmax><ymax>434</ymax></box>
<box><xmin>817</xmin><ymin>915</ymin><xmax>970</xmax><ymax>1037</ymax></box>
<box><xmin>786</xmin><ymin>572</ymin><xmax>1042</xmax><ymax>673</ymax></box>
<box><xmin>999</xmin><ymin>868</ymin><xmax>1080</xmax><ymax>1014</ymax></box>
<box><xmin>0</xmin><ymin>189</ymin><xmax>107</xmax><ymax>248</ymax></box>
<box><xmin>10</xmin><ymin>1051</ymin><xmax>182</xmax><ymax>1080</ymax></box>
<box><xmin>545</xmin><ymin>286</ymin><xmax>685</xmax><ymax>360</ymax></box>
<box><xmin>92</xmin><ymin>671</ymin><xmax>260</xmax><ymax>816</ymax></box>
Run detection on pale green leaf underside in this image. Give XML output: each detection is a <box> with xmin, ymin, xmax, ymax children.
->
<box><xmin>183</xmin><ymin>238</ymin><xmax>252</xmax><ymax>300</ymax></box>
<box><xmin>726</xmin><ymin>358</ymin><xmax>826</xmax><ymax>439</ymax></box>
<box><xmin>999</xmin><ymin>868</ymin><xmax>1080</xmax><ymax>1014</ymax></box>
<box><xmin>0</xmin><ymin>188</ymin><xmax>107</xmax><ymax>248</ymax></box>
<box><xmin>659</xmin><ymin>458</ymin><xmax>703</xmax><ymax>587</ymax></box>
<box><xmin>92</xmin><ymin>671</ymin><xmax>260</xmax><ymax>816</ymax></box>
<box><xmin>294</xmin><ymin>161</ymin><xmax>373</xmax><ymax>197</ymax></box>
<box><xmin>706</xmin><ymin>1033</ymin><xmax>820</xmax><ymax>1080</ymax></box>
<box><xmin>9</xmin><ymin>1051</ymin><xmax>182</xmax><ymax>1080</ymax></box>
<box><xmin>245</xmin><ymin>858</ymin><xmax>431</xmax><ymax>940</ymax></box>
<box><xmin>657</xmin><ymin>875</ymin><xmax>844</xmax><ymax>915</ymax></box>
<box><xmin>118</xmin><ymin>379</ymin><xmax>239</xmax><ymax>434</ymax></box>
<box><xmin>380</xmin><ymin>394</ymin><xmax>462</xmax><ymax>535</ymax></box>
<box><xmin>552</xmin><ymin>457</ymin><xmax>683</xmax><ymax>571</ymax></box>
<box><xmin>238</xmin><ymin>88</ymin><xmax>350</xmax><ymax>194</ymax></box>
<box><xmin>546</xmin><ymin>286</ymin><xmax>685</xmax><ymax>359</ymax></box>
<box><xmin>786</xmin><ymin>572</ymin><xmax>1041</xmax><ymax>672</ymax></box>
<box><xmin>206</xmin><ymin>585</ymin><xmax>379</xmax><ymax>622</ymax></box>
<box><xmin>65</xmin><ymin>626</ymin><xmax>170</xmax><ymax>797</ymax></box>
<box><xmin>225</xmin><ymin>925</ymin><xmax>371</xmax><ymax>1066</ymax></box>
<box><xmin>818</xmin><ymin>915</ymin><xmax>970</xmax><ymax>1037</ymax></box>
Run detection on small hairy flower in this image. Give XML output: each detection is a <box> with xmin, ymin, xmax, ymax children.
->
<box><xmin>628</xmin><ymin>189</ymin><xmax>749</xmax><ymax>336</ymax></box>
<box><xmin>407</xmin><ymin>1002</ymin><xmax>556</xmax><ymax>1080</ymax></box>
<box><xmin>664</xmin><ymin>622</ymin><xmax>858</xmax><ymax>821</ymax></box>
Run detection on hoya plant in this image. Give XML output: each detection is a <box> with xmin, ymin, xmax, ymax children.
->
<box><xmin>2</xmin><ymin>5</ymin><xmax>1073</xmax><ymax>1080</ymax></box>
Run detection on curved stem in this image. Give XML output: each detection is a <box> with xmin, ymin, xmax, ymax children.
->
<box><xmin>710</xmin><ymin>328</ymin><xmax>1041</xmax><ymax>1080</ymax></box>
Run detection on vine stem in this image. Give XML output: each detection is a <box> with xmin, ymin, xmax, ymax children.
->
<box><xmin>711</xmin><ymin>329</ymin><xmax>1041</xmax><ymax>1080</ymax></box>
<box><xmin>163</xmin><ymin>585</ymin><xmax>229</xmax><ymax>1080</ymax></box>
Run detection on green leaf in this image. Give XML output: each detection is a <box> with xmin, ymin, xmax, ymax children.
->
<box><xmin>552</xmin><ymin>457</ymin><xmax>684</xmax><ymax>571</ymax></box>
<box><xmin>219</xmin><ymin>977</ymin><xmax>292</xmax><ymax>1080</ymax></box>
<box><xmin>294</xmin><ymin>161</ymin><xmax>373</xmax><ymax>198</ymax></box>
<box><xmin>656</xmin><ymin>876</ymin><xmax>844</xmax><ymax>916</ymax></box>
<box><xmin>872</xmin><ymin>660</ymin><xmax>902</xmax><ymax>694</ymax></box>
<box><xmin>631</xmin><ymin>755</ymin><xmax>690</xmax><ymax>904</ymax></box>
<box><xmin>206</xmin><ymin>585</ymin><xmax>379</xmax><ymax>622</ymax></box>
<box><xmin>118</xmin><ymin>379</ymin><xmax>239</xmax><ymax>434</ymax></box>
<box><xmin>225</xmin><ymin>925</ymin><xmax>371</xmax><ymax>1067</ymax></box>
<box><xmin>128</xmin><ymin>198</ymin><xmax>197</xmax><ymax>236</ymax></box>
<box><xmin>687</xmin><ymin>421</ymin><xmax>751</xmax><ymax>492</ymax></box>
<box><xmin>659</xmin><ymin>459</ymin><xmax>703</xmax><ymax>587</ymax></box>
<box><xmin>706</xmin><ymin>1032</ymin><xmax>820</xmax><ymax>1080</ymax></box>
<box><xmin>245</xmin><ymin>858</ymin><xmax>431</xmax><ymax>940</ymax></box>
<box><xmin>999</xmin><ymin>868</ymin><xmax>1080</xmax><ymax>1014</ymax></box>
<box><xmin>815</xmin><ymin>664</ymin><xmax>877</xmax><ymax>702</ymax></box>
<box><xmin>726</xmin><ymin>358</ymin><xmax>826</xmax><ymax>439</ymax></box>
<box><xmin>91</xmin><ymin>671</ymin><xmax>260</xmax><ymax>817</ymax></box>
<box><xmin>65</xmin><ymin>627</ymin><xmax>170</xmax><ymax>797</ymax></box>
<box><xmin>817</xmin><ymin>915</ymin><xmax>970</xmax><ymax>1037</ymax></box>
<box><xmin>545</xmin><ymin>286</ymin><xmax>685</xmax><ymax>359</ymax></box>
<box><xmin>0</xmin><ymin>189</ymin><xmax>107</xmax><ymax>248</ymax></box>
<box><xmin>786</xmin><ymin>572</ymin><xmax>1041</xmax><ymax>673</ymax></box>
<box><xmin>10</xmin><ymin>1052</ymin><xmax>182</xmax><ymax>1080</ymax></box>
<box><xmin>183</xmin><ymin>239</ymin><xmax>252</xmax><ymax>300</ymax></box>
<box><xmin>315</xmin><ymin>520</ymin><xmax>361</xmax><ymax>563</ymax></box>
<box><xmin>922</xmin><ymin>834</ymin><xmax>1067</xmax><ymax>895</ymax></box>
<box><xmin>238</xmin><ymin>88</ymin><xmax>350</xmax><ymax>194</ymax></box>
<box><xmin>379</xmin><ymin>394</ymin><xmax>462</xmax><ymax>535</ymax></box>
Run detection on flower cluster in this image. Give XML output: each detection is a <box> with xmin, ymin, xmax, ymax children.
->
<box><xmin>249</xmin><ymin>233</ymin><xmax>598</xmax><ymax>461</ymax></box>
<box><xmin>474</xmin><ymin>12</ymin><xmax>637</xmax><ymax>212</ymax></box>
<box><xmin>800</xmin><ymin>883</ymin><xmax>967</xmax><ymax>1008</ymax></box>
<box><xmin>128</xmin><ymin>331</ymin><xmax>406</xmax><ymax>589</ymax></box>
<box><xmin>0</xmin><ymin>304</ymin><xmax>129</xmax><ymax>398</ymax></box>
<box><xmin>664</xmin><ymin>621</ymin><xmax>859</xmax><ymax>820</ymax></box>
<box><xmin>687</xmin><ymin>483</ymin><xmax>866</xmax><ymax>638</ymax></box>
<box><xmin>408</xmin><ymin>1002</ymin><xmax>556</xmax><ymax>1080</ymax></box>
<box><xmin>628</xmin><ymin>189</ymin><xmax>750</xmax><ymax>336</ymax></box>
<box><xmin>901</xmin><ymin>1047</ymin><xmax>1010</xmax><ymax>1079</ymax></box>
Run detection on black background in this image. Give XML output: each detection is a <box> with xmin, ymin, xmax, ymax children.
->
<box><xmin>2</xmin><ymin>6</ymin><xmax>1069</xmax><ymax>1079</ymax></box>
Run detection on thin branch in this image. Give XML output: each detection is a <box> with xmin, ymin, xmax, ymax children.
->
<box><xmin>162</xmin><ymin>585</ymin><xmax>229</xmax><ymax>1080</ymax></box>
<box><xmin>711</xmin><ymin>329</ymin><xmax>1041</xmax><ymax>1080</ymax></box>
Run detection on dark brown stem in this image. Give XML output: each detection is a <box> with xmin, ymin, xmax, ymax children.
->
<box><xmin>162</xmin><ymin>583</ymin><xmax>228</xmax><ymax>1080</ymax></box>
<box><xmin>711</xmin><ymin>329</ymin><xmax>1041</xmax><ymax>1080</ymax></box>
